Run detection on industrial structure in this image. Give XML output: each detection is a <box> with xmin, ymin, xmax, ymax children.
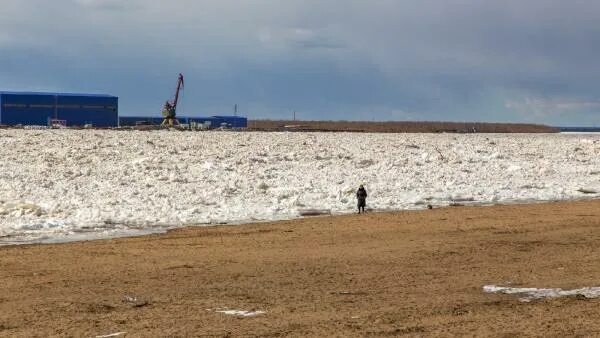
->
<box><xmin>161</xmin><ymin>73</ymin><xmax>184</xmax><ymax>126</ymax></box>
<box><xmin>120</xmin><ymin>115</ymin><xmax>247</xmax><ymax>129</ymax></box>
<box><xmin>0</xmin><ymin>88</ymin><xmax>247</xmax><ymax>129</ymax></box>
<box><xmin>0</xmin><ymin>92</ymin><xmax>118</xmax><ymax>127</ymax></box>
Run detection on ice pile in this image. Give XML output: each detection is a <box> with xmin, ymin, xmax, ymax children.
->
<box><xmin>483</xmin><ymin>285</ymin><xmax>600</xmax><ymax>302</ymax></box>
<box><xmin>0</xmin><ymin>130</ymin><xmax>599</xmax><ymax>244</ymax></box>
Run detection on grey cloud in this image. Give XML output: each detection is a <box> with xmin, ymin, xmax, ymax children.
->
<box><xmin>1</xmin><ymin>0</ymin><xmax>600</xmax><ymax>125</ymax></box>
<box><xmin>292</xmin><ymin>38</ymin><xmax>346</xmax><ymax>50</ymax></box>
<box><xmin>258</xmin><ymin>27</ymin><xmax>346</xmax><ymax>50</ymax></box>
<box><xmin>73</xmin><ymin>0</ymin><xmax>139</xmax><ymax>11</ymax></box>
<box><xmin>506</xmin><ymin>98</ymin><xmax>600</xmax><ymax>119</ymax></box>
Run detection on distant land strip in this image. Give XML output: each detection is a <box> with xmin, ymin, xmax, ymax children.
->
<box><xmin>558</xmin><ymin>127</ymin><xmax>600</xmax><ymax>132</ymax></box>
<box><xmin>249</xmin><ymin>120</ymin><xmax>559</xmax><ymax>133</ymax></box>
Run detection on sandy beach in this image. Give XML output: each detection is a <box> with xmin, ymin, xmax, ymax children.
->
<box><xmin>2</xmin><ymin>200</ymin><xmax>600</xmax><ymax>336</ymax></box>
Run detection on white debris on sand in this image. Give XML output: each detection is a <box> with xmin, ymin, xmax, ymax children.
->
<box><xmin>215</xmin><ymin>309</ymin><xmax>266</xmax><ymax>317</ymax></box>
<box><xmin>207</xmin><ymin>307</ymin><xmax>266</xmax><ymax>317</ymax></box>
<box><xmin>483</xmin><ymin>285</ymin><xmax>600</xmax><ymax>302</ymax></box>
<box><xmin>1</xmin><ymin>130</ymin><xmax>599</xmax><ymax>243</ymax></box>
<box><xmin>95</xmin><ymin>332</ymin><xmax>126</xmax><ymax>338</ymax></box>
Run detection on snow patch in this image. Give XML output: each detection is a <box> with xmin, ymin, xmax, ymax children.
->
<box><xmin>95</xmin><ymin>332</ymin><xmax>126</xmax><ymax>338</ymax></box>
<box><xmin>483</xmin><ymin>285</ymin><xmax>600</xmax><ymax>302</ymax></box>
<box><xmin>208</xmin><ymin>308</ymin><xmax>266</xmax><ymax>317</ymax></box>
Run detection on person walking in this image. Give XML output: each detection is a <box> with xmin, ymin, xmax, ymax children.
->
<box><xmin>356</xmin><ymin>184</ymin><xmax>368</xmax><ymax>214</ymax></box>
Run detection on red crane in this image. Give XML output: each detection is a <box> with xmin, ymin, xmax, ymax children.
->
<box><xmin>161</xmin><ymin>73</ymin><xmax>184</xmax><ymax>126</ymax></box>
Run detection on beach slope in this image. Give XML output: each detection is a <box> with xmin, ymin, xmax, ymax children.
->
<box><xmin>2</xmin><ymin>200</ymin><xmax>600</xmax><ymax>336</ymax></box>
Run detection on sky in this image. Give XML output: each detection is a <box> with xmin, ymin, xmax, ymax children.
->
<box><xmin>1</xmin><ymin>0</ymin><xmax>599</xmax><ymax>126</ymax></box>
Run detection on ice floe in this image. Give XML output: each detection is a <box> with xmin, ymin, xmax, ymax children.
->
<box><xmin>95</xmin><ymin>332</ymin><xmax>126</xmax><ymax>338</ymax></box>
<box><xmin>216</xmin><ymin>309</ymin><xmax>266</xmax><ymax>317</ymax></box>
<box><xmin>483</xmin><ymin>285</ymin><xmax>600</xmax><ymax>302</ymax></box>
<box><xmin>207</xmin><ymin>308</ymin><xmax>266</xmax><ymax>317</ymax></box>
<box><xmin>0</xmin><ymin>130</ymin><xmax>599</xmax><ymax>243</ymax></box>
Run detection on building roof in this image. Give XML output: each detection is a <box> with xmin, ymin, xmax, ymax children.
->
<box><xmin>0</xmin><ymin>91</ymin><xmax>116</xmax><ymax>98</ymax></box>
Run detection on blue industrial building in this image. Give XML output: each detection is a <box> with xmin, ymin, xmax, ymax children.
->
<box><xmin>0</xmin><ymin>91</ymin><xmax>118</xmax><ymax>127</ymax></box>
<box><xmin>119</xmin><ymin>115</ymin><xmax>247</xmax><ymax>128</ymax></box>
<box><xmin>210</xmin><ymin>116</ymin><xmax>248</xmax><ymax>128</ymax></box>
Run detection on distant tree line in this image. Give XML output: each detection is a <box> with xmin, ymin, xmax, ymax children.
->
<box><xmin>248</xmin><ymin>120</ymin><xmax>558</xmax><ymax>133</ymax></box>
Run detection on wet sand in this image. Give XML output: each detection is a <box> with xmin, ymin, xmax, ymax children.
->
<box><xmin>2</xmin><ymin>200</ymin><xmax>600</xmax><ymax>337</ymax></box>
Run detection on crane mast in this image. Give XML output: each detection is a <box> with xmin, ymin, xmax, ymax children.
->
<box><xmin>161</xmin><ymin>73</ymin><xmax>184</xmax><ymax>126</ymax></box>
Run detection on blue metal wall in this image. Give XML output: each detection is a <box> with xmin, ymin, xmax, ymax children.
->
<box><xmin>119</xmin><ymin>116</ymin><xmax>164</xmax><ymax>126</ymax></box>
<box><xmin>0</xmin><ymin>92</ymin><xmax>118</xmax><ymax>127</ymax></box>
<box><xmin>212</xmin><ymin>116</ymin><xmax>248</xmax><ymax>128</ymax></box>
<box><xmin>119</xmin><ymin>115</ymin><xmax>248</xmax><ymax>128</ymax></box>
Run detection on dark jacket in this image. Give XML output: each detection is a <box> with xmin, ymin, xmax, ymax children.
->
<box><xmin>356</xmin><ymin>187</ymin><xmax>367</xmax><ymax>201</ymax></box>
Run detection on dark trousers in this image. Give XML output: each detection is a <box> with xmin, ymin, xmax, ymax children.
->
<box><xmin>357</xmin><ymin>198</ymin><xmax>366</xmax><ymax>213</ymax></box>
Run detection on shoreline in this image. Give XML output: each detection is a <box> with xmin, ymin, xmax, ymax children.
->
<box><xmin>3</xmin><ymin>195</ymin><xmax>599</xmax><ymax>247</ymax></box>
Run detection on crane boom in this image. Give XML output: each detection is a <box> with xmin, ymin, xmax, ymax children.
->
<box><xmin>172</xmin><ymin>73</ymin><xmax>184</xmax><ymax>111</ymax></box>
<box><xmin>161</xmin><ymin>73</ymin><xmax>184</xmax><ymax>126</ymax></box>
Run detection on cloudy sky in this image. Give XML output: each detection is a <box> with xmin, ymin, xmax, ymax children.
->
<box><xmin>1</xmin><ymin>0</ymin><xmax>599</xmax><ymax>126</ymax></box>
